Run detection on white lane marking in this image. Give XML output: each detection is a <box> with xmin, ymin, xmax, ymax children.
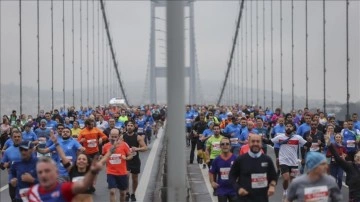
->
<box><xmin>0</xmin><ymin>184</ymin><xmax>8</xmax><ymax>192</ymax></box>
<box><xmin>198</xmin><ymin>163</ymin><xmax>217</xmax><ymax>202</ymax></box>
<box><xmin>136</xmin><ymin>126</ymin><xmax>164</xmax><ymax>201</ymax></box>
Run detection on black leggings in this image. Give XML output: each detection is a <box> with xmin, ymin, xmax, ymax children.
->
<box><xmin>218</xmin><ymin>195</ymin><xmax>238</xmax><ymax>202</ymax></box>
<box><xmin>9</xmin><ymin>183</ymin><xmax>16</xmax><ymax>202</ymax></box>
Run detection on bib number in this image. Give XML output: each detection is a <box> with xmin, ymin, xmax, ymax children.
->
<box><xmin>304</xmin><ymin>185</ymin><xmax>328</xmax><ymax>202</ymax></box>
<box><xmin>230</xmin><ymin>138</ymin><xmax>238</xmax><ymax>145</ymax></box>
<box><xmin>251</xmin><ymin>173</ymin><xmax>268</xmax><ymax>188</ymax></box>
<box><xmin>310</xmin><ymin>143</ymin><xmax>320</xmax><ymax>151</ymax></box>
<box><xmin>220</xmin><ymin>167</ymin><xmax>230</xmax><ymax>180</ymax></box>
<box><xmin>87</xmin><ymin>139</ymin><xmax>97</xmax><ymax>148</ymax></box>
<box><xmin>109</xmin><ymin>154</ymin><xmax>122</xmax><ymax>164</ymax></box>
<box><xmin>212</xmin><ymin>142</ymin><xmax>221</xmax><ymax>151</ymax></box>
<box><xmin>138</xmin><ymin>128</ymin><xmax>144</xmax><ymax>133</ymax></box>
<box><xmin>347</xmin><ymin>140</ymin><xmax>355</xmax><ymax>148</ymax></box>
<box><xmin>72</xmin><ymin>176</ymin><xmax>84</xmax><ymax>182</ymax></box>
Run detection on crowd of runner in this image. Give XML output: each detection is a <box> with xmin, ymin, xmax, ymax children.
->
<box><xmin>185</xmin><ymin>104</ymin><xmax>360</xmax><ymax>202</ymax></box>
<box><xmin>0</xmin><ymin>104</ymin><xmax>166</xmax><ymax>202</ymax></box>
<box><xmin>0</xmin><ymin>103</ymin><xmax>360</xmax><ymax>202</ymax></box>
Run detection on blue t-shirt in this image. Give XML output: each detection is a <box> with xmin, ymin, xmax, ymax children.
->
<box><xmin>22</xmin><ymin>131</ymin><xmax>38</xmax><ymax>142</ymax></box>
<box><xmin>272</xmin><ymin>124</ymin><xmax>285</xmax><ymax>148</ymax></box>
<box><xmin>4</xmin><ymin>138</ymin><xmax>14</xmax><ymax>148</ymax></box>
<box><xmin>343</xmin><ymin>129</ymin><xmax>357</xmax><ymax>152</ymax></box>
<box><xmin>185</xmin><ymin>111</ymin><xmax>194</xmax><ymax>128</ymax></box>
<box><xmin>224</xmin><ymin>124</ymin><xmax>241</xmax><ymax>147</ymax></box>
<box><xmin>11</xmin><ymin>156</ymin><xmax>38</xmax><ymax>199</ymax></box>
<box><xmin>1</xmin><ymin>145</ymin><xmax>22</xmax><ymax>181</ymax></box>
<box><xmin>296</xmin><ymin>123</ymin><xmax>310</xmax><ymax>138</ymax></box>
<box><xmin>46</xmin><ymin>120</ymin><xmax>58</xmax><ymax>131</ymax></box>
<box><xmin>209</xmin><ymin>154</ymin><xmax>237</xmax><ymax>196</ymax></box>
<box><xmin>64</xmin><ymin>123</ymin><xmax>73</xmax><ymax>129</ymax></box>
<box><xmin>35</xmin><ymin>128</ymin><xmax>51</xmax><ymax>140</ymax></box>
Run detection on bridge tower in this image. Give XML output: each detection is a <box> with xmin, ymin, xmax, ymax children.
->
<box><xmin>149</xmin><ymin>0</ymin><xmax>196</xmax><ymax>104</ymax></box>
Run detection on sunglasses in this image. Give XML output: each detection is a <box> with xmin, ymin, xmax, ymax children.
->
<box><xmin>220</xmin><ymin>143</ymin><xmax>230</xmax><ymax>146</ymax></box>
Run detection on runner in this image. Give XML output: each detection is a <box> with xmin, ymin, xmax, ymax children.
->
<box><xmin>209</xmin><ymin>137</ymin><xmax>237</xmax><ymax>201</ymax></box>
<box><xmin>0</xmin><ymin>130</ymin><xmax>23</xmax><ymax>202</ymax></box>
<box><xmin>286</xmin><ymin>152</ymin><xmax>342</xmax><ymax>202</ymax></box>
<box><xmin>229</xmin><ymin>134</ymin><xmax>277</xmax><ymax>202</ymax></box>
<box><xmin>270</xmin><ymin>122</ymin><xmax>310</xmax><ymax>201</ymax></box>
<box><xmin>103</xmin><ymin>129</ymin><xmax>133</xmax><ymax>202</ymax></box>
<box><xmin>10</xmin><ymin>140</ymin><xmax>38</xmax><ymax>202</ymax></box>
<box><xmin>78</xmin><ymin>119</ymin><xmax>108</xmax><ymax>160</ymax></box>
<box><xmin>123</xmin><ymin>120</ymin><xmax>148</xmax><ymax>202</ymax></box>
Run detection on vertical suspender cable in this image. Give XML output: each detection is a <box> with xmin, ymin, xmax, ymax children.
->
<box><xmin>106</xmin><ymin>38</ymin><xmax>109</xmax><ymax>101</ymax></box>
<box><xmin>80</xmin><ymin>0</ymin><xmax>83</xmax><ymax>107</ymax></box>
<box><xmin>97</xmin><ymin>1</ymin><xmax>100</xmax><ymax>105</ymax></box>
<box><xmin>323</xmin><ymin>0</ymin><xmax>326</xmax><ymax>113</ymax></box>
<box><xmin>250</xmin><ymin>0</ymin><xmax>253</xmax><ymax>105</ymax></box>
<box><xmin>346</xmin><ymin>0</ymin><xmax>350</xmax><ymax>119</ymax></box>
<box><xmin>72</xmin><ymin>0</ymin><xmax>75</xmax><ymax>107</ymax></box>
<box><xmin>245</xmin><ymin>1</ymin><xmax>248</xmax><ymax>105</ymax></box>
<box><xmin>51</xmin><ymin>0</ymin><xmax>54</xmax><ymax>110</ymax></box>
<box><xmin>241</xmin><ymin>14</ymin><xmax>244</xmax><ymax>105</ymax></box>
<box><xmin>237</xmin><ymin>25</ymin><xmax>240</xmax><ymax>104</ymax></box>
<box><xmin>291</xmin><ymin>0</ymin><xmax>294</xmax><ymax>110</ymax></box>
<box><xmin>86</xmin><ymin>0</ymin><xmax>89</xmax><ymax>106</ymax></box>
<box><xmin>256</xmin><ymin>0</ymin><xmax>260</xmax><ymax>107</ymax></box>
<box><xmin>270</xmin><ymin>0</ymin><xmax>274</xmax><ymax>110</ymax></box>
<box><xmin>0</xmin><ymin>0</ymin><xmax>1</xmax><ymax>115</ymax></box>
<box><xmin>92</xmin><ymin>0</ymin><xmax>95</xmax><ymax>106</ymax></box>
<box><xmin>19</xmin><ymin>0</ymin><xmax>23</xmax><ymax>114</ymax></box>
<box><xmin>63</xmin><ymin>0</ymin><xmax>66</xmax><ymax>110</ymax></box>
<box><xmin>263</xmin><ymin>0</ymin><xmax>265</xmax><ymax>108</ymax></box>
<box><xmin>37</xmin><ymin>0</ymin><xmax>40</xmax><ymax>114</ymax></box>
<box><xmin>256</xmin><ymin>0</ymin><xmax>259</xmax><ymax>106</ymax></box>
<box><xmin>280</xmin><ymin>0</ymin><xmax>283</xmax><ymax>110</ymax></box>
<box><xmin>305</xmin><ymin>0</ymin><xmax>308</xmax><ymax>108</ymax></box>
<box><xmin>102</xmin><ymin>14</ymin><xmax>105</xmax><ymax>104</ymax></box>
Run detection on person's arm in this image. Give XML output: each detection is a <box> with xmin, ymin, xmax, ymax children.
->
<box><xmin>267</xmin><ymin>157</ymin><xmax>277</xmax><ymax>196</ymax></box>
<box><xmin>328</xmin><ymin>143</ymin><xmax>352</xmax><ymax>173</ymax></box>
<box><xmin>205</xmin><ymin>140</ymin><xmax>211</xmax><ymax>163</ymax></box>
<box><xmin>208</xmin><ymin>160</ymin><xmax>218</xmax><ymax>189</ymax></box>
<box><xmin>229</xmin><ymin>158</ymin><xmax>241</xmax><ymax>194</ymax></box>
<box><xmin>135</xmin><ymin>135</ymin><xmax>148</xmax><ymax>152</ymax></box>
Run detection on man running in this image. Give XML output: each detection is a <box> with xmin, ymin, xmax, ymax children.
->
<box><xmin>103</xmin><ymin>129</ymin><xmax>133</xmax><ymax>202</ymax></box>
<box><xmin>123</xmin><ymin>120</ymin><xmax>147</xmax><ymax>201</ymax></box>
<box><xmin>286</xmin><ymin>152</ymin><xmax>342</xmax><ymax>202</ymax></box>
<box><xmin>271</xmin><ymin>122</ymin><xmax>310</xmax><ymax>201</ymax></box>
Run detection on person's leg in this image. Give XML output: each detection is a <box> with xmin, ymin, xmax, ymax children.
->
<box><xmin>336</xmin><ymin>165</ymin><xmax>343</xmax><ymax>189</ymax></box>
<box><xmin>190</xmin><ymin>139</ymin><xmax>197</xmax><ymax>163</ymax></box>
<box><xmin>109</xmin><ymin>188</ymin><xmax>117</xmax><ymax>202</ymax></box>
<box><xmin>329</xmin><ymin>164</ymin><xmax>337</xmax><ymax>183</ymax></box>
<box><xmin>131</xmin><ymin>173</ymin><xmax>139</xmax><ymax>194</ymax></box>
<box><xmin>119</xmin><ymin>175</ymin><xmax>129</xmax><ymax>202</ymax></box>
<box><xmin>8</xmin><ymin>183</ymin><xmax>16</xmax><ymax>202</ymax></box>
<box><xmin>229</xmin><ymin>194</ymin><xmax>238</xmax><ymax>202</ymax></box>
<box><xmin>217</xmin><ymin>195</ymin><xmax>228</xmax><ymax>202</ymax></box>
<box><xmin>107</xmin><ymin>174</ymin><xmax>118</xmax><ymax>202</ymax></box>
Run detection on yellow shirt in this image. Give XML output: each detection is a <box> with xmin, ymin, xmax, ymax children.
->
<box><xmin>71</xmin><ymin>128</ymin><xmax>82</xmax><ymax>138</ymax></box>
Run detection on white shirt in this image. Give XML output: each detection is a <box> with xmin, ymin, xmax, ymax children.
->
<box><xmin>271</xmin><ymin>133</ymin><xmax>307</xmax><ymax>166</ymax></box>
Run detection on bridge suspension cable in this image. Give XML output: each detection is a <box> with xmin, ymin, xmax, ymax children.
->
<box><xmin>100</xmin><ymin>0</ymin><xmax>129</xmax><ymax>106</ymax></box>
<box><xmin>217</xmin><ymin>0</ymin><xmax>245</xmax><ymax>105</ymax></box>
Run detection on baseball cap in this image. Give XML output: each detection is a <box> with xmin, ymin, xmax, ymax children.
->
<box><xmin>19</xmin><ymin>140</ymin><xmax>34</xmax><ymax>150</ymax></box>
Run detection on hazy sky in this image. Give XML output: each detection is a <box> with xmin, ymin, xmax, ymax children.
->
<box><xmin>0</xmin><ymin>0</ymin><xmax>359</xmax><ymax>107</ymax></box>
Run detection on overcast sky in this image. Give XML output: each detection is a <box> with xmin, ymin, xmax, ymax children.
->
<box><xmin>0</xmin><ymin>0</ymin><xmax>359</xmax><ymax>107</ymax></box>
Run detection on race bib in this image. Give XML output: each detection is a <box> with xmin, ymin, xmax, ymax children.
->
<box><xmin>310</xmin><ymin>143</ymin><xmax>320</xmax><ymax>151</ymax></box>
<box><xmin>290</xmin><ymin>168</ymin><xmax>300</xmax><ymax>177</ymax></box>
<box><xmin>37</xmin><ymin>152</ymin><xmax>51</xmax><ymax>158</ymax></box>
<box><xmin>72</xmin><ymin>176</ymin><xmax>84</xmax><ymax>182</ymax></box>
<box><xmin>347</xmin><ymin>140</ymin><xmax>355</xmax><ymax>148</ymax></box>
<box><xmin>230</xmin><ymin>138</ymin><xmax>238</xmax><ymax>145</ymax></box>
<box><xmin>87</xmin><ymin>139</ymin><xmax>97</xmax><ymax>148</ymax></box>
<box><xmin>220</xmin><ymin>167</ymin><xmax>230</xmax><ymax>180</ymax></box>
<box><xmin>19</xmin><ymin>188</ymin><xmax>30</xmax><ymax>202</ymax></box>
<box><xmin>138</xmin><ymin>128</ymin><xmax>144</xmax><ymax>133</ymax></box>
<box><xmin>251</xmin><ymin>173</ymin><xmax>267</xmax><ymax>188</ymax></box>
<box><xmin>186</xmin><ymin>119</ymin><xmax>191</xmax><ymax>124</ymax></box>
<box><xmin>304</xmin><ymin>186</ymin><xmax>328</xmax><ymax>202</ymax></box>
<box><xmin>109</xmin><ymin>154</ymin><xmax>121</xmax><ymax>164</ymax></box>
<box><xmin>212</xmin><ymin>142</ymin><xmax>221</xmax><ymax>151</ymax></box>
<box><xmin>69</xmin><ymin>117</ymin><xmax>74</xmax><ymax>121</ymax></box>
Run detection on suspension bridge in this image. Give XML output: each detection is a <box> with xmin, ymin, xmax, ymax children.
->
<box><xmin>0</xmin><ymin>0</ymin><xmax>359</xmax><ymax>201</ymax></box>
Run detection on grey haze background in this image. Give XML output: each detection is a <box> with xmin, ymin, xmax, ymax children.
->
<box><xmin>0</xmin><ymin>0</ymin><xmax>359</xmax><ymax>116</ymax></box>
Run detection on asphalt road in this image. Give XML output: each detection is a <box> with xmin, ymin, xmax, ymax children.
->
<box><xmin>0</xmin><ymin>127</ymin><xmax>165</xmax><ymax>202</ymax></box>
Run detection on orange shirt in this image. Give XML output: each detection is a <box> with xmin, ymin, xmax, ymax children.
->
<box><xmin>78</xmin><ymin>127</ymin><xmax>108</xmax><ymax>155</ymax></box>
<box><xmin>102</xmin><ymin>142</ymin><xmax>130</xmax><ymax>176</ymax></box>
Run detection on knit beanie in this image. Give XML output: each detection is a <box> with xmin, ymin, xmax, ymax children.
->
<box><xmin>305</xmin><ymin>152</ymin><xmax>326</xmax><ymax>172</ymax></box>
